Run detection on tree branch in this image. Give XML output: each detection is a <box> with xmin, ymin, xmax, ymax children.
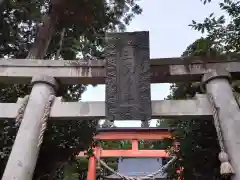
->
<box><xmin>55</xmin><ymin>27</ymin><xmax>66</xmax><ymax>59</ymax></box>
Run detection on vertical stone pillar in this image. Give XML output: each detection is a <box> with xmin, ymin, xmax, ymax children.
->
<box><xmin>201</xmin><ymin>69</ymin><xmax>240</xmax><ymax>180</ymax></box>
<box><xmin>2</xmin><ymin>76</ymin><xmax>58</xmax><ymax>180</ymax></box>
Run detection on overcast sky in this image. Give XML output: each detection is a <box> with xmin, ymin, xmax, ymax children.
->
<box><xmin>82</xmin><ymin>0</ymin><xmax>224</xmax><ymax>127</ymax></box>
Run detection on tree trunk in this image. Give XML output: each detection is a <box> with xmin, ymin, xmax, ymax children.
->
<box><xmin>0</xmin><ymin>0</ymin><xmax>4</xmax><ymax>7</ymax></box>
<box><xmin>27</xmin><ymin>11</ymin><xmax>58</xmax><ymax>59</ymax></box>
<box><xmin>55</xmin><ymin>27</ymin><xmax>66</xmax><ymax>59</ymax></box>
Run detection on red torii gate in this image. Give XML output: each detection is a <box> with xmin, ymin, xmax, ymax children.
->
<box><xmin>78</xmin><ymin>128</ymin><xmax>175</xmax><ymax>180</ymax></box>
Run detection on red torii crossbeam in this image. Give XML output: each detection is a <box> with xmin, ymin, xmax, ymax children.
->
<box><xmin>77</xmin><ymin>128</ymin><xmax>173</xmax><ymax>180</ymax></box>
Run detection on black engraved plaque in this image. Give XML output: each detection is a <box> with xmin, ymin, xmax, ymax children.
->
<box><xmin>105</xmin><ymin>31</ymin><xmax>151</xmax><ymax>121</ymax></box>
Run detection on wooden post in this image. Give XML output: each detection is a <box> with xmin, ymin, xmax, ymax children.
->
<box><xmin>132</xmin><ymin>139</ymin><xmax>139</xmax><ymax>151</ymax></box>
<box><xmin>2</xmin><ymin>76</ymin><xmax>58</xmax><ymax>180</ymax></box>
<box><xmin>87</xmin><ymin>156</ymin><xmax>97</xmax><ymax>180</ymax></box>
<box><xmin>87</xmin><ymin>146</ymin><xmax>100</xmax><ymax>180</ymax></box>
<box><xmin>202</xmin><ymin>69</ymin><xmax>240</xmax><ymax>180</ymax></box>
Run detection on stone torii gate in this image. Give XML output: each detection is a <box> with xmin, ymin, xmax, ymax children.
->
<box><xmin>0</xmin><ymin>31</ymin><xmax>240</xmax><ymax>179</ymax></box>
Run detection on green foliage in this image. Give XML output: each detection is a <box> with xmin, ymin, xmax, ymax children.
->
<box><xmin>62</xmin><ymin>161</ymin><xmax>83</xmax><ymax>180</ymax></box>
<box><xmin>0</xmin><ymin>0</ymin><xmax>142</xmax><ymax>179</ymax></box>
<box><xmin>201</xmin><ymin>0</ymin><xmax>212</xmax><ymax>5</ymax></box>
<box><xmin>190</xmin><ymin>0</ymin><xmax>240</xmax><ymax>53</ymax></box>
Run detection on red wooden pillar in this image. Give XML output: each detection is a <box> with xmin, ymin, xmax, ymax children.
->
<box><xmin>132</xmin><ymin>139</ymin><xmax>138</xmax><ymax>151</ymax></box>
<box><xmin>87</xmin><ymin>146</ymin><xmax>101</xmax><ymax>180</ymax></box>
<box><xmin>87</xmin><ymin>156</ymin><xmax>96</xmax><ymax>180</ymax></box>
<box><xmin>87</xmin><ymin>147</ymin><xmax>97</xmax><ymax>180</ymax></box>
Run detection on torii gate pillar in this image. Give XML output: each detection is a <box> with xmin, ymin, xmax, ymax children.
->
<box><xmin>202</xmin><ymin>69</ymin><xmax>240</xmax><ymax>180</ymax></box>
<box><xmin>87</xmin><ymin>156</ymin><xmax>97</xmax><ymax>180</ymax></box>
<box><xmin>2</xmin><ymin>76</ymin><xmax>58</xmax><ymax>180</ymax></box>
